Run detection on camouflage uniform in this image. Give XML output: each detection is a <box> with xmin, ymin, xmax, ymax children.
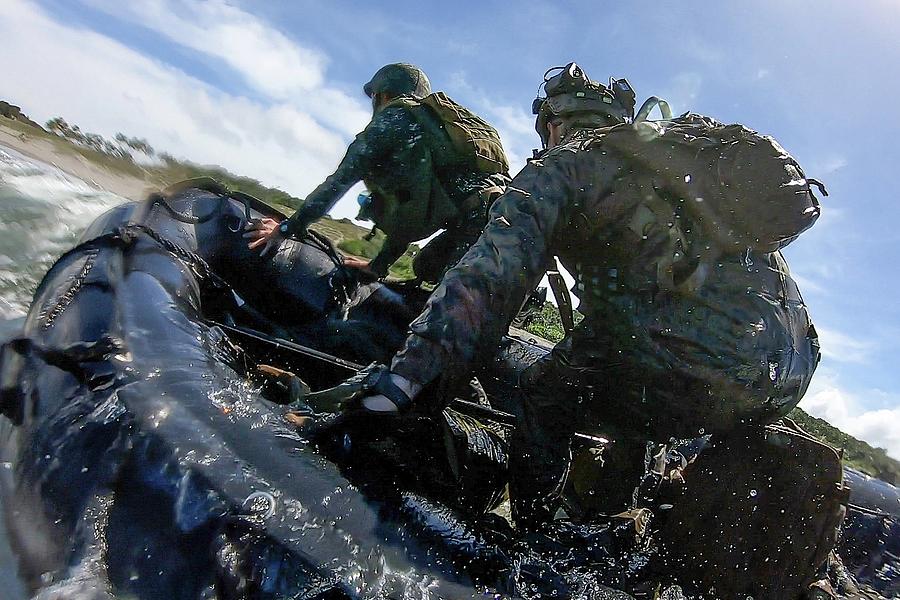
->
<box><xmin>391</xmin><ymin>128</ymin><xmax>820</xmax><ymax>525</ymax></box>
<box><xmin>288</xmin><ymin>104</ymin><xmax>508</xmax><ymax>280</ymax></box>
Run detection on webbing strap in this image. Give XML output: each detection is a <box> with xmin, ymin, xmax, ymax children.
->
<box><xmin>547</xmin><ymin>270</ymin><xmax>575</xmax><ymax>334</ymax></box>
<box><xmin>372</xmin><ymin>371</ymin><xmax>414</xmax><ymax>411</ymax></box>
<box><xmin>38</xmin><ymin>224</ymin><xmax>229</xmax><ymax>298</ymax></box>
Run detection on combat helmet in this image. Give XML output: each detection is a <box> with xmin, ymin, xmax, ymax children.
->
<box><xmin>363</xmin><ymin>63</ymin><xmax>432</xmax><ymax>99</ymax></box>
<box><xmin>532</xmin><ymin>62</ymin><xmax>636</xmax><ymax>147</ymax></box>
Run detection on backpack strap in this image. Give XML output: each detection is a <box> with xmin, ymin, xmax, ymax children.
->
<box><xmin>456</xmin><ymin>183</ymin><xmax>507</xmax><ymax>221</ymax></box>
<box><xmin>547</xmin><ymin>270</ymin><xmax>575</xmax><ymax>335</ymax></box>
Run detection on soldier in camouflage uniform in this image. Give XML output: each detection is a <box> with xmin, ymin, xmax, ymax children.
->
<box><xmin>246</xmin><ymin>63</ymin><xmax>510</xmax><ymax>282</ymax></box>
<box><xmin>354</xmin><ymin>63</ymin><xmax>821</xmax><ymax>529</ymax></box>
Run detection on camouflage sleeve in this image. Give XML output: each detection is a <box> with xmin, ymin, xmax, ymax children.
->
<box><xmin>391</xmin><ymin>151</ymin><xmax>576</xmax><ymax>393</ymax></box>
<box><xmin>288</xmin><ymin>107</ymin><xmax>414</xmax><ymax>231</ymax></box>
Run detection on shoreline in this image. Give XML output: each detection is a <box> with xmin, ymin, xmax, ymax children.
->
<box><xmin>0</xmin><ymin>121</ymin><xmax>153</xmax><ymax>200</ymax></box>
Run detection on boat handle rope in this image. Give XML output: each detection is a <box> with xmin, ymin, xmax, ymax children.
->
<box><xmin>36</xmin><ymin>223</ymin><xmax>231</xmax><ymax>297</ymax></box>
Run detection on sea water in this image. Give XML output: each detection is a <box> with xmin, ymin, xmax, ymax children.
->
<box><xmin>0</xmin><ymin>143</ymin><xmax>127</xmax><ymax>598</ymax></box>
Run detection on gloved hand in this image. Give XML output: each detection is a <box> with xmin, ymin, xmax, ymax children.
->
<box><xmin>284</xmin><ymin>368</ymin><xmax>422</xmax><ymax>436</ymax></box>
<box><xmin>357</xmin><ymin>373</ymin><xmax>422</xmax><ymax>412</ymax></box>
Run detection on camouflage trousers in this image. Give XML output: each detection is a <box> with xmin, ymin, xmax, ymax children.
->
<box><xmin>508</xmin><ymin>318</ymin><xmax>783</xmax><ymax>529</ymax></box>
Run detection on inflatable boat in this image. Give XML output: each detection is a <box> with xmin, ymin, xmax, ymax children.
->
<box><xmin>0</xmin><ymin>180</ymin><xmax>897</xmax><ymax>599</ymax></box>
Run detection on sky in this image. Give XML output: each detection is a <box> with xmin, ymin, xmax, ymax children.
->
<box><xmin>2</xmin><ymin>0</ymin><xmax>899</xmax><ymax>458</ymax></box>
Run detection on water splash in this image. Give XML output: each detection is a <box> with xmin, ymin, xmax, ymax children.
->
<box><xmin>0</xmin><ymin>146</ymin><xmax>125</xmax><ymax>321</ymax></box>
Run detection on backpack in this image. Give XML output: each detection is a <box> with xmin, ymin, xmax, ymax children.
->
<box><xmin>394</xmin><ymin>92</ymin><xmax>510</xmax><ymax>175</ymax></box>
<box><xmin>654</xmin><ymin>419</ymin><xmax>849</xmax><ymax>599</ymax></box>
<box><xmin>601</xmin><ymin>113</ymin><xmax>823</xmax><ymax>254</ymax></box>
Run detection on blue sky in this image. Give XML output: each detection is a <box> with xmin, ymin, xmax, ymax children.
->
<box><xmin>2</xmin><ymin>0</ymin><xmax>899</xmax><ymax>457</ymax></box>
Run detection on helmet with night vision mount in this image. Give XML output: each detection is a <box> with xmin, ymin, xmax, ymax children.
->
<box><xmin>532</xmin><ymin>62</ymin><xmax>636</xmax><ymax>147</ymax></box>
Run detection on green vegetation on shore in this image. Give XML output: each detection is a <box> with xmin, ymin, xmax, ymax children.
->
<box><xmin>4</xmin><ymin>107</ymin><xmax>899</xmax><ymax>484</ymax></box>
<box><xmin>3</xmin><ymin>112</ymin><xmax>304</xmax><ymax>213</ymax></box>
<box><xmin>788</xmin><ymin>410</ymin><xmax>900</xmax><ymax>484</ymax></box>
<box><xmin>156</xmin><ymin>159</ymin><xmax>303</xmax><ymax>213</ymax></box>
<box><xmin>1</xmin><ymin>115</ymin><xmax>149</xmax><ymax>180</ymax></box>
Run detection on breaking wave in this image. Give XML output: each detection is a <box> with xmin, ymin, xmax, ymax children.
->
<box><xmin>0</xmin><ymin>145</ymin><xmax>125</xmax><ymax>327</ymax></box>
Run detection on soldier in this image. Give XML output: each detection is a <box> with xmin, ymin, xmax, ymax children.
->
<box><xmin>349</xmin><ymin>63</ymin><xmax>821</xmax><ymax>530</ymax></box>
<box><xmin>246</xmin><ymin>63</ymin><xmax>510</xmax><ymax>283</ymax></box>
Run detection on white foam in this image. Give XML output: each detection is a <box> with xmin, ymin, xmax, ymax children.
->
<box><xmin>0</xmin><ymin>146</ymin><xmax>119</xmax><ymax>203</ymax></box>
<box><xmin>0</xmin><ymin>144</ymin><xmax>128</xmax><ymax>320</ymax></box>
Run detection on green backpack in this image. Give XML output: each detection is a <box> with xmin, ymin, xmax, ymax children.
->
<box><xmin>600</xmin><ymin>113</ymin><xmax>824</xmax><ymax>255</ymax></box>
<box><xmin>394</xmin><ymin>92</ymin><xmax>510</xmax><ymax>175</ymax></box>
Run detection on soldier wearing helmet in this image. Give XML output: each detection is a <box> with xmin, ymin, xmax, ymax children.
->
<box><xmin>532</xmin><ymin>62</ymin><xmax>635</xmax><ymax>149</ymax></box>
<box><xmin>246</xmin><ymin>63</ymin><xmax>510</xmax><ymax>283</ymax></box>
<box><xmin>349</xmin><ymin>62</ymin><xmax>819</xmax><ymax>530</ymax></box>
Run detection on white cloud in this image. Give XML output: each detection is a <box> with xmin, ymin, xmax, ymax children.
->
<box><xmin>808</xmin><ymin>154</ymin><xmax>848</xmax><ymax>176</ymax></box>
<box><xmin>801</xmin><ymin>371</ymin><xmax>900</xmax><ymax>460</ymax></box>
<box><xmin>787</xmin><ymin>270</ymin><xmax>825</xmax><ymax>295</ymax></box>
<box><xmin>815</xmin><ymin>325</ymin><xmax>874</xmax><ymax>364</ymax></box>
<box><xmin>477</xmin><ymin>102</ymin><xmax>536</xmax><ymax>173</ymax></box>
<box><xmin>658</xmin><ymin>72</ymin><xmax>703</xmax><ymax>115</ymax></box>
<box><xmin>822</xmin><ymin>156</ymin><xmax>848</xmax><ymax>174</ymax></box>
<box><xmin>788</xmin><ymin>256</ymin><xmax>844</xmax><ymax>286</ymax></box>
<box><xmin>0</xmin><ymin>0</ymin><xmax>371</xmax><ymax>209</ymax></box>
<box><xmin>83</xmin><ymin>0</ymin><xmax>371</xmax><ymax>141</ymax></box>
<box><xmin>85</xmin><ymin>0</ymin><xmax>326</xmax><ymax>98</ymax></box>
<box><xmin>683</xmin><ymin>37</ymin><xmax>725</xmax><ymax>65</ymax></box>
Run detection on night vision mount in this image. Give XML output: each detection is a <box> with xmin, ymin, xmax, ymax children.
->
<box><xmin>531</xmin><ymin>62</ymin><xmax>636</xmax><ymax>123</ymax></box>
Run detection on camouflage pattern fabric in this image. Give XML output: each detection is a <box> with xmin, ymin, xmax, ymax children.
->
<box><xmin>288</xmin><ymin>103</ymin><xmax>508</xmax><ymax>277</ymax></box>
<box><xmin>411</xmin><ymin>186</ymin><xmax>505</xmax><ymax>283</ymax></box>
<box><xmin>390</xmin><ymin>127</ymin><xmax>820</xmax><ymax>524</ymax></box>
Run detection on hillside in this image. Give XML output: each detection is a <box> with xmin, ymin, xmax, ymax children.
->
<box><xmin>788</xmin><ymin>409</ymin><xmax>900</xmax><ymax>484</ymax></box>
<box><xmin>3</xmin><ymin>107</ymin><xmax>898</xmax><ymax>484</ymax></box>
<box><xmin>154</xmin><ymin>158</ymin><xmax>304</xmax><ymax>214</ymax></box>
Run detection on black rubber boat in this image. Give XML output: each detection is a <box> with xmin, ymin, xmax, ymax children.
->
<box><xmin>0</xmin><ymin>180</ymin><xmax>618</xmax><ymax>599</ymax></box>
<box><xmin>0</xmin><ymin>180</ymin><xmax>897</xmax><ymax>599</ymax></box>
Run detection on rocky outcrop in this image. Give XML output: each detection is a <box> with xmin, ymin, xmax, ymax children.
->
<box><xmin>0</xmin><ymin>100</ymin><xmax>45</xmax><ymax>131</ymax></box>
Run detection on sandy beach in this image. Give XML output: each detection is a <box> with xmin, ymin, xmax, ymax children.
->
<box><xmin>0</xmin><ymin>120</ymin><xmax>153</xmax><ymax>200</ymax></box>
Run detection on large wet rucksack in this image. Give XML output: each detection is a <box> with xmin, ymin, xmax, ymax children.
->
<box><xmin>394</xmin><ymin>92</ymin><xmax>510</xmax><ymax>175</ymax></box>
<box><xmin>655</xmin><ymin>419</ymin><xmax>849</xmax><ymax>599</ymax></box>
<box><xmin>601</xmin><ymin>113</ymin><xmax>823</xmax><ymax>254</ymax></box>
